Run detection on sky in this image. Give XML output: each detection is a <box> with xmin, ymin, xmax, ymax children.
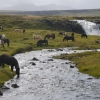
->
<box><xmin>0</xmin><ymin>0</ymin><xmax>100</xmax><ymax>9</ymax></box>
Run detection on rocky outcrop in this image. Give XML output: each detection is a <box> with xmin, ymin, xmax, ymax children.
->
<box><xmin>41</xmin><ymin>19</ymin><xmax>85</xmax><ymax>34</ymax></box>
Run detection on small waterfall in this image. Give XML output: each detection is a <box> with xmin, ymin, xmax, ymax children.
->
<box><xmin>76</xmin><ymin>20</ymin><xmax>100</xmax><ymax>36</ymax></box>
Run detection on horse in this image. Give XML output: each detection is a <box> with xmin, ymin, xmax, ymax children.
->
<box><xmin>44</xmin><ymin>33</ymin><xmax>55</xmax><ymax>39</ymax></box>
<box><xmin>63</xmin><ymin>35</ymin><xmax>75</xmax><ymax>42</ymax></box>
<box><xmin>0</xmin><ymin>26</ymin><xmax>3</xmax><ymax>30</ymax></box>
<box><xmin>14</xmin><ymin>29</ymin><xmax>21</xmax><ymax>32</ymax></box>
<box><xmin>0</xmin><ymin>34</ymin><xmax>10</xmax><ymax>47</ymax></box>
<box><xmin>37</xmin><ymin>39</ymin><xmax>48</xmax><ymax>47</ymax></box>
<box><xmin>81</xmin><ymin>33</ymin><xmax>87</xmax><ymax>38</ymax></box>
<box><xmin>23</xmin><ymin>29</ymin><xmax>25</xmax><ymax>33</ymax></box>
<box><xmin>71</xmin><ymin>32</ymin><xmax>74</xmax><ymax>37</ymax></box>
<box><xmin>33</xmin><ymin>34</ymin><xmax>42</xmax><ymax>40</ymax></box>
<box><xmin>2</xmin><ymin>38</ymin><xmax>10</xmax><ymax>47</ymax></box>
<box><xmin>58</xmin><ymin>32</ymin><xmax>66</xmax><ymax>36</ymax></box>
<box><xmin>0</xmin><ymin>54</ymin><xmax>20</xmax><ymax>78</ymax></box>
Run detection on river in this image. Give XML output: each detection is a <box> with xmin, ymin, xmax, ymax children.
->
<box><xmin>0</xmin><ymin>48</ymin><xmax>100</xmax><ymax>100</ymax></box>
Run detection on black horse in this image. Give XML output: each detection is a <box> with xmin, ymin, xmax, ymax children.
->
<box><xmin>81</xmin><ymin>33</ymin><xmax>87</xmax><ymax>38</ymax></box>
<box><xmin>63</xmin><ymin>35</ymin><xmax>75</xmax><ymax>41</ymax></box>
<box><xmin>37</xmin><ymin>39</ymin><xmax>48</xmax><ymax>47</ymax></box>
<box><xmin>0</xmin><ymin>54</ymin><xmax>20</xmax><ymax>78</ymax></box>
<box><xmin>44</xmin><ymin>33</ymin><xmax>55</xmax><ymax>39</ymax></box>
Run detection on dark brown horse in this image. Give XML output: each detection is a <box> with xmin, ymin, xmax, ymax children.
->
<box><xmin>0</xmin><ymin>54</ymin><xmax>20</xmax><ymax>78</ymax></box>
<box><xmin>63</xmin><ymin>35</ymin><xmax>75</xmax><ymax>41</ymax></box>
<box><xmin>44</xmin><ymin>33</ymin><xmax>55</xmax><ymax>39</ymax></box>
<box><xmin>81</xmin><ymin>33</ymin><xmax>87</xmax><ymax>38</ymax></box>
<box><xmin>37</xmin><ymin>39</ymin><xmax>48</xmax><ymax>47</ymax></box>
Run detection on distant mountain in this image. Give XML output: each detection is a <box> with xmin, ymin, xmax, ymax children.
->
<box><xmin>0</xmin><ymin>3</ymin><xmax>74</xmax><ymax>11</ymax></box>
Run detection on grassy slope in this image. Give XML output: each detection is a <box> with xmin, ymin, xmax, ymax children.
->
<box><xmin>0</xmin><ymin>15</ymin><xmax>100</xmax><ymax>86</ymax></box>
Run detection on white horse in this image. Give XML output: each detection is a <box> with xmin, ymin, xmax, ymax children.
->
<box><xmin>0</xmin><ymin>39</ymin><xmax>4</xmax><ymax>49</ymax></box>
<box><xmin>2</xmin><ymin>34</ymin><xmax>6</xmax><ymax>39</ymax></box>
<box><xmin>33</xmin><ymin>34</ymin><xmax>42</xmax><ymax>40</ymax></box>
<box><xmin>0</xmin><ymin>26</ymin><xmax>3</xmax><ymax>30</ymax></box>
<box><xmin>14</xmin><ymin>29</ymin><xmax>21</xmax><ymax>32</ymax></box>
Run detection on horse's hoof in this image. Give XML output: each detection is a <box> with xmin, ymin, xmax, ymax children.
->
<box><xmin>16</xmin><ymin>76</ymin><xmax>19</xmax><ymax>79</ymax></box>
<box><xmin>0</xmin><ymin>91</ymin><xmax>3</xmax><ymax>96</ymax></box>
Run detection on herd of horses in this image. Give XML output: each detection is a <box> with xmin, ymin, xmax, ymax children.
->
<box><xmin>0</xmin><ymin>30</ymin><xmax>88</xmax><ymax>48</ymax></box>
<box><xmin>0</xmin><ymin>27</ymin><xmax>88</xmax><ymax>79</ymax></box>
<box><xmin>0</xmin><ymin>28</ymin><xmax>26</xmax><ymax>49</ymax></box>
<box><xmin>34</xmin><ymin>32</ymin><xmax>88</xmax><ymax>47</ymax></box>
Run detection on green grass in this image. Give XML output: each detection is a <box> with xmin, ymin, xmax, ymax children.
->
<box><xmin>54</xmin><ymin>51</ymin><xmax>100</xmax><ymax>78</ymax></box>
<box><xmin>0</xmin><ymin>15</ymin><xmax>100</xmax><ymax>86</ymax></box>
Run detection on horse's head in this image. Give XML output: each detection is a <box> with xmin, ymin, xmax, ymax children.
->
<box><xmin>16</xmin><ymin>66</ymin><xmax>20</xmax><ymax>78</ymax></box>
<box><xmin>44</xmin><ymin>35</ymin><xmax>47</xmax><ymax>39</ymax></box>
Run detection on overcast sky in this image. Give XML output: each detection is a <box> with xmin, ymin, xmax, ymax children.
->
<box><xmin>0</xmin><ymin>0</ymin><xmax>100</xmax><ymax>9</ymax></box>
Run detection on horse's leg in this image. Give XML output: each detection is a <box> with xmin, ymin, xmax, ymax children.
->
<box><xmin>16</xmin><ymin>67</ymin><xmax>20</xmax><ymax>78</ymax></box>
<box><xmin>2</xmin><ymin>43</ymin><xmax>4</xmax><ymax>49</ymax></box>
<box><xmin>63</xmin><ymin>38</ymin><xmax>65</xmax><ymax>41</ymax></box>
<box><xmin>1</xmin><ymin>63</ymin><xmax>5</xmax><ymax>68</ymax></box>
<box><xmin>11</xmin><ymin>65</ymin><xmax>14</xmax><ymax>72</ymax></box>
<box><xmin>7</xmin><ymin>40</ymin><xmax>10</xmax><ymax>47</ymax></box>
<box><xmin>47</xmin><ymin>41</ymin><xmax>48</xmax><ymax>45</ymax></box>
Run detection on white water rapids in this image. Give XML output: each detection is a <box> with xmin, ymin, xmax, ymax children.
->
<box><xmin>0</xmin><ymin>48</ymin><xmax>100</xmax><ymax>100</ymax></box>
<box><xmin>76</xmin><ymin>20</ymin><xmax>100</xmax><ymax>35</ymax></box>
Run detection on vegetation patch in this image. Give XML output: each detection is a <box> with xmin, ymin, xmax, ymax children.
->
<box><xmin>54</xmin><ymin>51</ymin><xmax>100</xmax><ymax>78</ymax></box>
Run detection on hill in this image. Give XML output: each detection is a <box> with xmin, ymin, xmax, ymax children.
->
<box><xmin>0</xmin><ymin>3</ymin><xmax>74</xmax><ymax>11</ymax></box>
<box><xmin>0</xmin><ymin>9</ymin><xmax>100</xmax><ymax>16</ymax></box>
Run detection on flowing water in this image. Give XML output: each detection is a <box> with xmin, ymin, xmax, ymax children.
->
<box><xmin>76</xmin><ymin>20</ymin><xmax>100</xmax><ymax>35</ymax></box>
<box><xmin>0</xmin><ymin>48</ymin><xmax>100</xmax><ymax>100</ymax></box>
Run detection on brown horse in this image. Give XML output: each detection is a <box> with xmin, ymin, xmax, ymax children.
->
<box><xmin>44</xmin><ymin>33</ymin><xmax>55</xmax><ymax>39</ymax></box>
